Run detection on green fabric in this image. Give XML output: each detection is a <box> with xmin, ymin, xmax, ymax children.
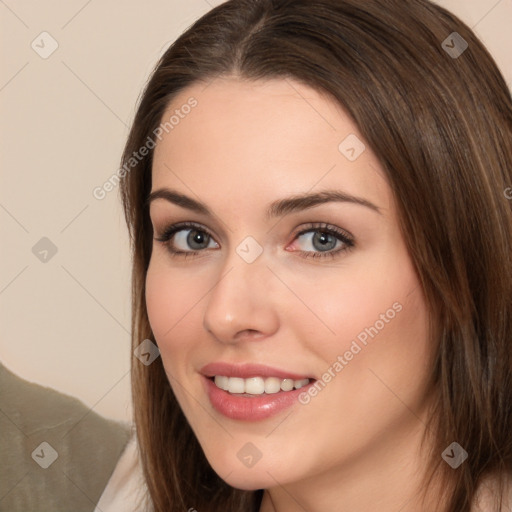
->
<box><xmin>0</xmin><ymin>362</ymin><xmax>132</xmax><ymax>512</ymax></box>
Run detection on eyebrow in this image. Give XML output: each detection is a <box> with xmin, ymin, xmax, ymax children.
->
<box><xmin>145</xmin><ymin>187</ymin><xmax>381</xmax><ymax>219</ymax></box>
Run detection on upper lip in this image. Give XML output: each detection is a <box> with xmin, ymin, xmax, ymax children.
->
<box><xmin>200</xmin><ymin>362</ymin><xmax>314</xmax><ymax>381</ymax></box>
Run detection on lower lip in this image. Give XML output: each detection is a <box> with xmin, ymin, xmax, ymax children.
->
<box><xmin>202</xmin><ymin>375</ymin><xmax>315</xmax><ymax>421</ymax></box>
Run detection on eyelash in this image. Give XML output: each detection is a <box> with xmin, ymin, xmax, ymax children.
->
<box><xmin>153</xmin><ymin>221</ymin><xmax>355</xmax><ymax>261</ymax></box>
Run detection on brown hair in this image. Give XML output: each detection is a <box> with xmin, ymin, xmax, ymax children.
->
<box><xmin>119</xmin><ymin>0</ymin><xmax>512</xmax><ymax>510</ymax></box>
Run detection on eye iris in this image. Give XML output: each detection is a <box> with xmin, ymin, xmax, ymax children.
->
<box><xmin>188</xmin><ymin>230</ymin><xmax>208</xmax><ymax>250</ymax></box>
<box><xmin>313</xmin><ymin>231</ymin><xmax>336</xmax><ymax>251</ymax></box>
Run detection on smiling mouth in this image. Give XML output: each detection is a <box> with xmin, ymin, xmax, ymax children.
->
<box><xmin>210</xmin><ymin>375</ymin><xmax>312</xmax><ymax>395</ymax></box>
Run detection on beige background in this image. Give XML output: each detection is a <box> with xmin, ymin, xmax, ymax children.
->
<box><xmin>1</xmin><ymin>0</ymin><xmax>511</xmax><ymax>424</ymax></box>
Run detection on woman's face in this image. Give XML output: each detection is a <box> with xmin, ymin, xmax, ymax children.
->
<box><xmin>146</xmin><ymin>76</ymin><xmax>432</xmax><ymax>493</ymax></box>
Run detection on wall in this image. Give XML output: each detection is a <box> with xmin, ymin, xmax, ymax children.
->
<box><xmin>1</xmin><ymin>0</ymin><xmax>511</xmax><ymax>423</ymax></box>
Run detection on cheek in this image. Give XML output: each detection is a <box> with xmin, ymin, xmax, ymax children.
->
<box><xmin>313</xmin><ymin>262</ymin><xmax>430</xmax><ymax>412</ymax></box>
<box><xmin>289</xmin><ymin>252</ymin><xmax>419</xmax><ymax>358</ymax></box>
<box><xmin>145</xmin><ymin>266</ymin><xmax>172</xmax><ymax>342</ymax></box>
<box><xmin>144</xmin><ymin>262</ymin><xmax>201</xmax><ymax>357</ymax></box>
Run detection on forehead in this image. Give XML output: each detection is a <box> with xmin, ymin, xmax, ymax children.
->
<box><xmin>151</xmin><ymin>76</ymin><xmax>391</xmax><ymax>215</ymax></box>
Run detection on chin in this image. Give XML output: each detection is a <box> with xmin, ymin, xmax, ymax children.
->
<box><xmin>203</xmin><ymin>452</ymin><xmax>283</xmax><ymax>490</ymax></box>
<box><xmin>220</xmin><ymin>471</ymin><xmax>274</xmax><ymax>491</ymax></box>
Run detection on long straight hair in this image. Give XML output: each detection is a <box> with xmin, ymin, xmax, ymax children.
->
<box><xmin>118</xmin><ymin>1</ymin><xmax>512</xmax><ymax>510</ymax></box>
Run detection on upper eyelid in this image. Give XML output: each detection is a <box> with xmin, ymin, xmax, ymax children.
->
<box><xmin>156</xmin><ymin>221</ymin><xmax>353</xmax><ymax>246</ymax></box>
<box><xmin>148</xmin><ymin>193</ymin><xmax>380</xmax><ymax>233</ymax></box>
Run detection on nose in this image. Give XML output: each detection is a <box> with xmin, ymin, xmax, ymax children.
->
<box><xmin>202</xmin><ymin>250</ymin><xmax>279</xmax><ymax>345</ymax></box>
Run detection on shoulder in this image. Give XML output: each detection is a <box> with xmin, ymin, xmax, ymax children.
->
<box><xmin>0</xmin><ymin>363</ymin><xmax>131</xmax><ymax>511</ymax></box>
<box><xmin>94</xmin><ymin>432</ymin><xmax>152</xmax><ymax>512</ymax></box>
<box><xmin>471</xmin><ymin>472</ymin><xmax>512</xmax><ymax>511</ymax></box>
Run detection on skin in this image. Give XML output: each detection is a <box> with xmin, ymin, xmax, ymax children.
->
<box><xmin>145</xmin><ymin>76</ymin><xmax>437</xmax><ymax>511</ymax></box>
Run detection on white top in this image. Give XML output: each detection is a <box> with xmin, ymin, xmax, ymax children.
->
<box><xmin>94</xmin><ymin>434</ymin><xmax>151</xmax><ymax>512</ymax></box>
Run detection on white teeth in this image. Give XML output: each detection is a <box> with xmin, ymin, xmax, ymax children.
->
<box><xmin>214</xmin><ymin>375</ymin><xmax>229</xmax><ymax>391</ymax></box>
<box><xmin>245</xmin><ymin>377</ymin><xmax>265</xmax><ymax>395</ymax></box>
<box><xmin>294</xmin><ymin>378</ymin><xmax>309</xmax><ymax>389</ymax></box>
<box><xmin>228</xmin><ymin>377</ymin><xmax>245</xmax><ymax>394</ymax></box>
<box><xmin>280</xmin><ymin>378</ymin><xmax>294</xmax><ymax>391</ymax></box>
<box><xmin>213</xmin><ymin>376</ymin><xmax>311</xmax><ymax>394</ymax></box>
<box><xmin>264</xmin><ymin>377</ymin><xmax>282</xmax><ymax>394</ymax></box>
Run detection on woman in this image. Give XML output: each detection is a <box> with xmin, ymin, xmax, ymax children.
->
<box><xmin>104</xmin><ymin>0</ymin><xmax>512</xmax><ymax>510</ymax></box>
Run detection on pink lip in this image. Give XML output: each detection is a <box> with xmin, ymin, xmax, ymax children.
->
<box><xmin>200</xmin><ymin>362</ymin><xmax>312</xmax><ymax>380</ymax></box>
<box><xmin>199</xmin><ymin>362</ymin><xmax>316</xmax><ymax>421</ymax></box>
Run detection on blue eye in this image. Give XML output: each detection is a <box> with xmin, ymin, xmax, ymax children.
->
<box><xmin>154</xmin><ymin>221</ymin><xmax>355</xmax><ymax>260</ymax></box>
<box><xmin>293</xmin><ymin>224</ymin><xmax>354</xmax><ymax>260</ymax></box>
<box><xmin>154</xmin><ymin>222</ymin><xmax>218</xmax><ymax>259</ymax></box>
